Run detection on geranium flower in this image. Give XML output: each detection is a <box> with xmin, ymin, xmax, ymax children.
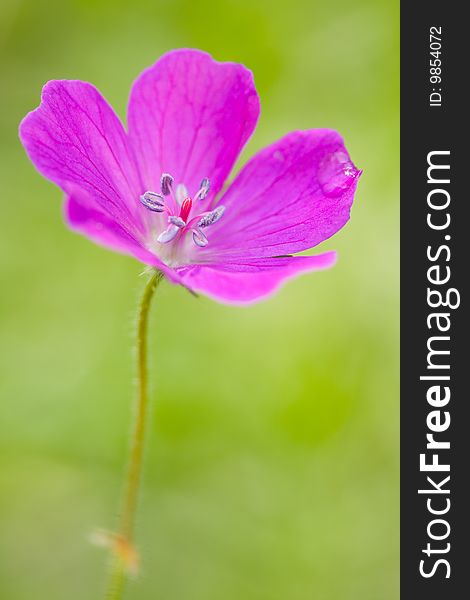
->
<box><xmin>19</xmin><ymin>49</ymin><xmax>361</xmax><ymax>304</ymax></box>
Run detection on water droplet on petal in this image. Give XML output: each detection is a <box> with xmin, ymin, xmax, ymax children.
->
<box><xmin>318</xmin><ymin>151</ymin><xmax>360</xmax><ymax>197</ymax></box>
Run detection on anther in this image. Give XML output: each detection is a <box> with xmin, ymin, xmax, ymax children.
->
<box><xmin>157</xmin><ymin>224</ymin><xmax>180</xmax><ymax>244</ymax></box>
<box><xmin>168</xmin><ymin>216</ymin><xmax>186</xmax><ymax>228</ymax></box>
<box><xmin>192</xmin><ymin>228</ymin><xmax>208</xmax><ymax>247</ymax></box>
<box><xmin>175</xmin><ymin>184</ymin><xmax>189</xmax><ymax>205</ymax></box>
<box><xmin>194</xmin><ymin>177</ymin><xmax>210</xmax><ymax>201</ymax></box>
<box><xmin>157</xmin><ymin>215</ymin><xmax>186</xmax><ymax>244</ymax></box>
<box><xmin>140</xmin><ymin>191</ymin><xmax>165</xmax><ymax>212</ymax></box>
<box><xmin>198</xmin><ymin>206</ymin><xmax>225</xmax><ymax>228</ymax></box>
<box><xmin>160</xmin><ymin>173</ymin><xmax>174</xmax><ymax>196</ymax></box>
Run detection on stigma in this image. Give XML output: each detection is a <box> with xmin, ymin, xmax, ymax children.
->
<box><xmin>140</xmin><ymin>174</ymin><xmax>224</xmax><ymax>248</ymax></box>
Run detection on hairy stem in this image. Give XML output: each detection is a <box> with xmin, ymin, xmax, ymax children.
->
<box><xmin>105</xmin><ymin>270</ymin><xmax>163</xmax><ymax>600</ymax></box>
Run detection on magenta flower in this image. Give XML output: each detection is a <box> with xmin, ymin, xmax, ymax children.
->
<box><xmin>19</xmin><ymin>49</ymin><xmax>360</xmax><ymax>303</ymax></box>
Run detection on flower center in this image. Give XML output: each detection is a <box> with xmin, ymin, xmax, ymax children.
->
<box><xmin>140</xmin><ymin>174</ymin><xmax>225</xmax><ymax>249</ymax></box>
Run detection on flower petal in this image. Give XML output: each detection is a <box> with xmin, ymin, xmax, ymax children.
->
<box><xmin>65</xmin><ymin>193</ymin><xmax>182</xmax><ymax>284</ymax></box>
<box><xmin>127</xmin><ymin>49</ymin><xmax>260</xmax><ymax>199</ymax></box>
<box><xmin>19</xmin><ymin>80</ymin><xmax>145</xmax><ymax>238</ymax></box>
<box><xmin>201</xmin><ymin>130</ymin><xmax>360</xmax><ymax>260</ymax></box>
<box><xmin>173</xmin><ymin>252</ymin><xmax>337</xmax><ymax>304</ymax></box>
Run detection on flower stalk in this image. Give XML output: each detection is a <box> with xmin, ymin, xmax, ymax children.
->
<box><xmin>105</xmin><ymin>269</ymin><xmax>163</xmax><ymax>600</ymax></box>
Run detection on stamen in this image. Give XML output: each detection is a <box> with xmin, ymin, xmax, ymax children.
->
<box><xmin>175</xmin><ymin>184</ymin><xmax>189</xmax><ymax>205</ymax></box>
<box><xmin>140</xmin><ymin>191</ymin><xmax>165</xmax><ymax>212</ymax></box>
<box><xmin>145</xmin><ymin>176</ymin><xmax>225</xmax><ymax>249</ymax></box>
<box><xmin>168</xmin><ymin>216</ymin><xmax>186</xmax><ymax>228</ymax></box>
<box><xmin>160</xmin><ymin>173</ymin><xmax>174</xmax><ymax>196</ymax></box>
<box><xmin>179</xmin><ymin>197</ymin><xmax>193</xmax><ymax>223</ymax></box>
<box><xmin>192</xmin><ymin>228</ymin><xmax>208</xmax><ymax>247</ymax></box>
<box><xmin>198</xmin><ymin>205</ymin><xmax>225</xmax><ymax>228</ymax></box>
<box><xmin>157</xmin><ymin>224</ymin><xmax>180</xmax><ymax>244</ymax></box>
<box><xmin>157</xmin><ymin>214</ymin><xmax>186</xmax><ymax>244</ymax></box>
<box><xmin>194</xmin><ymin>177</ymin><xmax>210</xmax><ymax>201</ymax></box>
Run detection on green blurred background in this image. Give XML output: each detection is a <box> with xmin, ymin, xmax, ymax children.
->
<box><xmin>0</xmin><ymin>0</ymin><xmax>399</xmax><ymax>598</ymax></box>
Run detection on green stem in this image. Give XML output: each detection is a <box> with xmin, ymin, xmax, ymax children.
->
<box><xmin>105</xmin><ymin>270</ymin><xmax>163</xmax><ymax>600</ymax></box>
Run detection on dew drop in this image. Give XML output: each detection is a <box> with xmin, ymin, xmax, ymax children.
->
<box><xmin>318</xmin><ymin>151</ymin><xmax>360</xmax><ymax>197</ymax></box>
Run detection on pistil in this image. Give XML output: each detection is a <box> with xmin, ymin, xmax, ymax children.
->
<box><xmin>179</xmin><ymin>197</ymin><xmax>193</xmax><ymax>223</ymax></box>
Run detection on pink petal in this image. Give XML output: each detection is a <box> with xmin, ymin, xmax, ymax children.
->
<box><xmin>127</xmin><ymin>49</ymin><xmax>260</xmax><ymax>199</ymax></box>
<box><xmin>19</xmin><ymin>80</ymin><xmax>145</xmax><ymax>239</ymax></box>
<box><xmin>173</xmin><ymin>252</ymin><xmax>337</xmax><ymax>304</ymax></box>
<box><xmin>202</xmin><ymin>130</ymin><xmax>361</xmax><ymax>261</ymax></box>
<box><xmin>65</xmin><ymin>193</ymin><xmax>182</xmax><ymax>283</ymax></box>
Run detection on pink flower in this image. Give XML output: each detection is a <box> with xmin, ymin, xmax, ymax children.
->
<box><xmin>19</xmin><ymin>49</ymin><xmax>361</xmax><ymax>304</ymax></box>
